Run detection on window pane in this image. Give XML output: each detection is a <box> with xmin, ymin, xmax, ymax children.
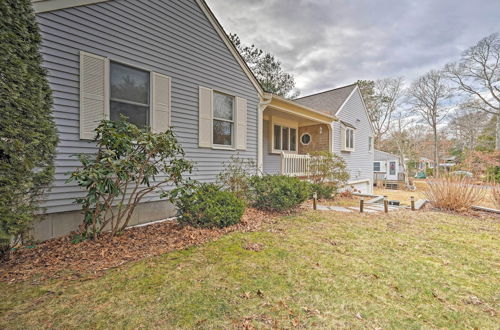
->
<box><xmin>282</xmin><ymin>127</ymin><xmax>289</xmax><ymax>151</ymax></box>
<box><xmin>374</xmin><ymin>162</ymin><xmax>380</xmax><ymax>172</ymax></box>
<box><xmin>390</xmin><ymin>162</ymin><xmax>396</xmax><ymax>175</ymax></box>
<box><xmin>213</xmin><ymin>120</ymin><xmax>232</xmax><ymax>145</ymax></box>
<box><xmin>290</xmin><ymin>128</ymin><xmax>296</xmax><ymax>151</ymax></box>
<box><xmin>110</xmin><ymin>62</ymin><xmax>149</xmax><ymax>105</ymax></box>
<box><xmin>274</xmin><ymin>125</ymin><xmax>281</xmax><ymax>150</ymax></box>
<box><xmin>213</xmin><ymin>92</ymin><xmax>234</xmax><ymax>120</ymax></box>
<box><xmin>110</xmin><ymin>101</ymin><xmax>149</xmax><ymax>128</ymax></box>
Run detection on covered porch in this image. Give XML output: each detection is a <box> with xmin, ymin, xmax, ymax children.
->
<box><xmin>260</xmin><ymin>94</ymin><xmax>336</xmax><ymax>176</ymax></box>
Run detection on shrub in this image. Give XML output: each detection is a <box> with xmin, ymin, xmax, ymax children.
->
<box><xmin>216</xmin><ymin>156</ymin><xmax>257</xmax><ymax>203</ymax></box>
<box><xmin>308</xmin><ymin>151</ymin><xmax>349</xmax><ymax>199</ymax></box>
<box><xmin>173</xmin><ymin>183</ymin><xmax>245</xmax><ymax>228</ymax></box>
<box><xmin>68</xmin><ymin>118</ymin><xmax>193</xmax><ymax>239</ymax></box>
<box><xmin>250</xmin><ymin>175</ymin><xmax>310</xmax><ymax>212</ymax></box>
<box><xmin>424</xmin><ymin>175</ymin><xmax>486</xmax><ymax>212</ymax></box>
<box><xmin>0</xmin><ymin>0</ymin><xmax>58</xmax><ymax>258</ymax></box>
<box><xmin>309</xmin><ymin>183</ymin><xmax>336</xmax><ymax>200</ymax></box>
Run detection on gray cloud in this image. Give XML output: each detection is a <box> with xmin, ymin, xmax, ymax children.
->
<box><xmin>206</xmin><ymin>0</ymin><xmax>500</xmax><ymax>95</ymax></box>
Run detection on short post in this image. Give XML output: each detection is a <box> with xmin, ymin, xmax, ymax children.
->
<box><xmin>360</xmin><ymin>197</ymin><xmax>364</xmax><ymax>213</ymax></box>
<box><xmin>384</xmin><ymin>195</ymin><xmax>389</xmax><ymax>213</ymax></box>
<box><xmin>313</xmin><ymin>192</ymin><xmax>317</xmax><ymax>210</ymax></box>
<box><xmin>410</xmin><ymin>196</ymin><xmax>415</xmax><ymax>211</ymax></box>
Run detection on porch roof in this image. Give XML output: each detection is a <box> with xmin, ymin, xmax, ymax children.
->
<box><xmin>262</xmin><ymin>93</ymin><xmax>337</xmax><ymax>124</ymax></box>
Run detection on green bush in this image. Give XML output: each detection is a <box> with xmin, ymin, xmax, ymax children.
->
<box><xmin>173</xmin><ymin>183</ymin><xmax>245</xmax><ymax>228</ymax></box>
<box><xmin>250</xmin><ymin>175</ymin><xmax>310</xmax><ymax>212</ymax></box>
<box><xmin>68</xmin><ymin>118</ymin><xmax>192</xmax><ymax>239</ymax></box>
<box><xmin>1</xmin><ymin>0</ymin><xmax>58</xmax><ymax>257</ymax></box>
<box><xmin>309</xmin><ymin>183</ymin><xmax>336</xmax><ymax>199</ymax></box>
<box><xmin>308</xmin><ymin>151</ymin><xmax>349</xmax><ymax>200</ymax></box>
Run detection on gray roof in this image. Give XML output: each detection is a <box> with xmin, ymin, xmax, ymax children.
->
<box><xmin>374</xmin><ymin>150</ymin><xmax>399</xmax><ymax>161</ymax></box>
<box><xmin>293</xmin><ymin>83</ymin><xmax>357</xmax><ymax>115</ymax></box>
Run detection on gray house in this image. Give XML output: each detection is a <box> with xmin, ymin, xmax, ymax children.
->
<box><xmin>290</xmin><ymin>84</ymin><xmax>375</xmax><ymax>194</ymax></box>
<box><xmin>31</xmin><ymin>0</ymin><xmax>377</xmax><ymax>240</ymax></box>
<box><xmin>32</xmin><ymin>0</ymin><xmax>263</xmax><ymax>240</ymax></box>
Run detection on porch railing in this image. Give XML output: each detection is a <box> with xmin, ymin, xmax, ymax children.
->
<box><xmin>280</xmin><ymin>153</ymin><xmax>312</xmax><ymax>177</ymax></box>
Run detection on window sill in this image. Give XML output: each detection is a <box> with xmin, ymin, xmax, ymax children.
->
<box><xmin>212</xmin><ymin>145</ymin><xmax>236</xmax><ymax>151</ymax></box>
<box><xmin>341</xmin><ymin>148</ymin><xmax>354</xmax><ymax>153</ymax></box>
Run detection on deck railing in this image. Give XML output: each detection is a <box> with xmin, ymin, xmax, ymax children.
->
<box><xmin>280</xmin><ymin>153</ymin><xmax>312</xmax><ymax>177</ymax></box>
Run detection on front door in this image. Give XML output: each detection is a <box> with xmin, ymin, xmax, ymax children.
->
<box><xmin>387</xmin><ymin>161</ymin><xmax>397</xmax><ymax>180</ymax></box>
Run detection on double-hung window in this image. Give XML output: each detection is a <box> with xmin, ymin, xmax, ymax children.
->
<box><xmin>213</xmin><ymin>91</ymin><xmax>234</xmax><ymax>146</ymax></box>
<box><xmin>373</xmin><ymin>162</ymin><xmax>381</xmax><ymax>172</ymax></box>
<box><xmin>110</xmin><ymin>62</ymin><xmax>150</xmax><ymax>129</ymax></box>
<box><xmin>344</xmin><ymin>127</ymin><xmax>354</xmax><ymax>151</ymax></box>
<box><xmin>273</xmin><ymin>124</ymin><xmax>297</xmax><ymax>152</ymax></box>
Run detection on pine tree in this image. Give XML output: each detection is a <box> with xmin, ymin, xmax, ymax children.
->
<box><xmin>0</xmin><ymin>0</ymin><xmax>58</xmax><ymax>256</ymax></box>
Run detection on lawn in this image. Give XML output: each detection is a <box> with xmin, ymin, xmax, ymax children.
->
<box><xmin>1</xmin><ymin>210</ymin><xmax>498</xmax><ymax>328</ymax></box>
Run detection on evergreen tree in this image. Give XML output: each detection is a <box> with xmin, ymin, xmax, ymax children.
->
<box><xmin>0</xmin><ymin>0</ymin><xmax>58</xmax><ymax>255</ymax></box>
<box><xmin>229</xmin><ymin>33</ymin><xmax>299</xmax><ymax>99</ymax></box>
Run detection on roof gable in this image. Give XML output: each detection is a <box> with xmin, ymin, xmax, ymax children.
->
<box><xmin>293</xmin><ymin>83</ymin><xmax>357</xmax><ymax>115</ymax></box>
<box><xmin>32</xmin><ymin>0</ymin><xmax>263</xmax><ymax>95</ymax></box>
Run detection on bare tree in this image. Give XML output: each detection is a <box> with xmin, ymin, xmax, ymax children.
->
<box><xmin>358</xmin><ymin>77</ymin><xmax>404</xmax><ymax>145</ymax></box>
<box><xmin>448</xmin><ymin>109</ymin><xmax>489</xmax><ymax>151</ymax></box>
<box><xmin>407</xmin><ymin>70</ymin><xmax>453</xmax><ymax>176</ymax></box>
<box><xmin>444</xmin><ymin>33</ymin><xmax>500</xmax><ymax>149</ymax></box>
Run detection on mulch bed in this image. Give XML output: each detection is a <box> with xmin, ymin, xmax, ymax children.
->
<box><xmin>0</xmin><ymin>208</ymin><xmax>289</xmax><ymax>283</ymax></box>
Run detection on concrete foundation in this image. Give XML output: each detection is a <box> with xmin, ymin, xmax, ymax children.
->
<box><xmin>32</xmin><ymin>200</ymin><xmax>177</xmax><ymax>241</ymax></box>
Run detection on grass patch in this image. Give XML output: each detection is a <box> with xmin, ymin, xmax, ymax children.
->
<box><xmin>1</xmin><ymin>211</ymin><xmax>498</xmax><ymax>328</ymax></box>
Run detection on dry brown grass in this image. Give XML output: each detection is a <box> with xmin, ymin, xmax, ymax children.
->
<box><xmin>425</xmin><ymin>176</ymin><xmax>487</xmax><ymax>212</ymax></box>
<box><xmin>492</xmin><ymin>183</ymin><xmax>500</xmax><ymax>209</ymax></box>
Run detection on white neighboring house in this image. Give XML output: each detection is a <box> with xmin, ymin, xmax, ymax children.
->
<box><xmin>261</xmin><ymin>83</ymin><xmax>375</xmax><ymax>194</ymax></box>
<box><xmin>373</xmin><ymin>150</ymin><xmax>403</xmax><ymax>184</ymax></box>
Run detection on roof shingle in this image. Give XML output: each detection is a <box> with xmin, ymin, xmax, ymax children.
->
<box><xmin>293</xmin><ymin>83</ymin><xmax>357</xmax><ymax>115</ymax></box>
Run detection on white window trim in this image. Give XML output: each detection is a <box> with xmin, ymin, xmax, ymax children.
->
<box><xmin>109</xmin><ymin>59</ymin><xmax>154</xmax><ymax>128</ymax></box>
<box><xmin>269</xmin><ymin>117</ymin><xmax>299</xmax><ymax>154</ymax></box>
<box><xmin>342</xmin><ymin>126</ymin><xmax>355</xmax><ymax>152</ymax></box>
<box><xmin>300</xmin><ymin>133</ymin><xmax>312</xmax><ymax>146</ymax></box>
<box><xmin>212</xmin><ymin>91</ymin><xmax>235</xmax><ymax>149</ymax></box>
<box><xmin>368</xmin><ymin>136</ymin><xmax>373</xmax><ymax>152</ymax></box>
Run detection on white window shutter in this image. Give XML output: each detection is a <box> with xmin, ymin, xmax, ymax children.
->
<box><xmin>79</xmin><ymin>51</ymin><xmax>108</xmax><ymax>140</ymax></box>
<box><xmin>235</xmin><ymin>97</ymin><xmax>247</xmax><ymax>150</ymax></box>
<box><xmin>151</xmin><ymin>73</ymin><xmax>171</xmax><ymax>133</ymax></box>
<box><xmin>199</xmin><ymin>86</ymin><xmax>213</xmax><ymax>148</ymax></box>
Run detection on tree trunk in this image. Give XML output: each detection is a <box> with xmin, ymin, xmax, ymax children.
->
<box><xmin>433</xmin><ymin>126</ymin><xmax>439</xmax><ymax>177</ymax></box>
<box><xmin>496</xmin><ymin>113</ymin><xmax>500</xmax><ymax>150</ymax></box>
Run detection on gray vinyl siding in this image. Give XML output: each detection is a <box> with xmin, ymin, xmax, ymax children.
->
<box><xmin>332</xmin><ymin>89</ymin><xmax>374</xmax><ymax>184</ymax></box>
<box><xmin>36</xmin><ymin>0</ymin><xmax>260</xmax><ymax>213</ymax></box>
<box><xmin>263</xmin><ymin>120</ymin><xmax>280</xmax><ymax>174</ymax></box>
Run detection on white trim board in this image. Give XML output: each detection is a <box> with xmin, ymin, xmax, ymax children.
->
<box><xmin>32</xmin><ymin>0</ymin><xmax>110</xmax><ymax>13</ymax></box>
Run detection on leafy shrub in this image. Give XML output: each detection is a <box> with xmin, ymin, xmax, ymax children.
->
<box><xmin>425</xmin><ymin>167</ymin><xmax>434</xmax><ymax>177</ymax></box>
<box><xmin>68</xmin><ymin>118</ymin><xmax>193</xmax><ymax>239</ymax></box>
<box><xmin>0</xmin><ymin>0</ymin><xmax>58</xmax><ymax>258</ymax></box>
<box><xmin>173</xmin><ymin>183</ymin><xmax>245</xmax><ymax>228</ymax></box>
<box><xmin>424</xmin><ymin>175</ymin><xmax>486</xmax><ymax>212</ymax></box>
<box><xmin>250</xmin><ymin>175</ymin><xmax>310</xmax><ymax>212</ymax></box>
<box><xmin>216</xmin><ymin>156</ymin><xmax>257</xmax><ymax>203</ymax></box>
<box><xmin>308</xmin><ymin>151</ymin><xmax>349</xmax><ymax>199</ymax></box>
<box><xmin>309</xmin><ymin>183</ymin><xmax>336</xmax><ymax>199</ymax></box>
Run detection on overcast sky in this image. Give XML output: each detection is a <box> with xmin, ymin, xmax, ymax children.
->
<box><xmin>207</xmin><ymin>0</ymin><xmax>500</xmax><ymax>96</ymax></box>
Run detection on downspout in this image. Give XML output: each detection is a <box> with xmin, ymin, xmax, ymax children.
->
<box><xmin>258</xmin><ymin>94</ymin><xmax>272</xmax><ymax>175</ymax></box>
